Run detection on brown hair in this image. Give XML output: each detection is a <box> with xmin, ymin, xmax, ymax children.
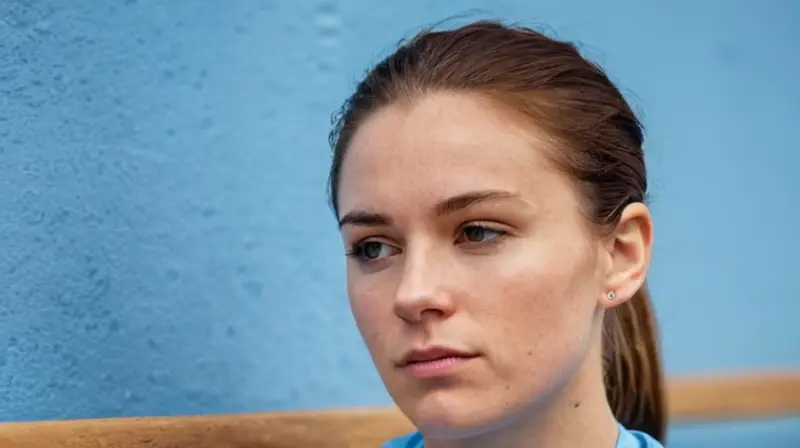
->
<box><xmin>327</xmin><ymin>20</ymin><xmax>666</xmax><ymax>442</ymax></box>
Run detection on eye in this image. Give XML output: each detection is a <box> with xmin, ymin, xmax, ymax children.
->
<box><xmin>348</xmin><ymin>240</ymin><xmax>399</xmax><ymax>262</ymax></box>
<box><xmin>456</xmin><ymin>224</ymin><xmax>506</xmax><ymax>244</ymax></box>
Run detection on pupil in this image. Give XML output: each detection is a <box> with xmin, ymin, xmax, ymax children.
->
<box><xmin>465</xmin><ymin>226</ymin><xmax>484</xmax><ymax>242</ymax></box>
<box><xmin>364</xmin><ymin>242</ymin><xmax>382</xmax><ymax>259</ymax></box>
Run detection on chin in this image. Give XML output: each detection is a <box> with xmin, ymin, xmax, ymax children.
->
<box><xmin>397</xmin><ymin>387</ymin><xmax>513</xmax><ymax>441</ymax></box>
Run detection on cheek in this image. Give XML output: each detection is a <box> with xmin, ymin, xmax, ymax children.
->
<box><xmin>347</xmin><ymin>271</ymin><xmax>392</xmax><ymax>352</ymax></box>
<box><xmin>475</xmin><ymin>238</ymin><xmax>599</xmax><ymax>374</ymax></box>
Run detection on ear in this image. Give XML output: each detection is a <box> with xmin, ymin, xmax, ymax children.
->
<box><xmin>599</xmin><ymin>202</ymin><xmax>653</xmax><ymax>309</ymax></box>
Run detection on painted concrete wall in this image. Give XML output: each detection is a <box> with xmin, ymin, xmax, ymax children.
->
<box><xmin>1</xmin><ymin>0</ymin><xmax>798</xmax><ymax>445</ymax></box>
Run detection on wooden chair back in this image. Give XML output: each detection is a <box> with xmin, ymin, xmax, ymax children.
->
<box><xmin>1</xmin><ymin>371</ymin><xmax>798</xmax><ymax>447</ymax></box>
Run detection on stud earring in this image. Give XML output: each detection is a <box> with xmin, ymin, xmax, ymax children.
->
<box><xmin>606</xmin><ymin>290</ymin><xmax>617</xmax><ymax>301</ymax></box>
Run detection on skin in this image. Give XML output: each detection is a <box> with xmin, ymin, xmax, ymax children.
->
<box><xmin>336</xmin><ymin>91</ymin><xmax>653</xmax><ymax>448</ymax></box>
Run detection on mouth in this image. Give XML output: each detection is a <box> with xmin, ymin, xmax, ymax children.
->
<box><xmin>398</xmin><ymin>346</ymin><xmax>479</xmax><ymax>379</ymax></box>
<box><xmin>399</xmin><ymin>346</ymin><xmax>480</xmax><ymax>367</ymax></box>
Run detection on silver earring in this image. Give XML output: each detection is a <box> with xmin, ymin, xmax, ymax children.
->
<box><xmin>606</xmin><ymin>290</ymin><xmax>617</xmax><ymax>301</ymax></box>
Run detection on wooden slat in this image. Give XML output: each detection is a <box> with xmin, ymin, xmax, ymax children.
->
<box><xmin>0</xmin><ymin>371</ymin><xmax>797</xmax><ymax>447</ymax></box>
<box><xmin>667</xmin><ymin>370</ymin><xmax>800</xmax><ymax>422</ymax></box>
<box><xmin>0</xmin><ymin>409</ymin><xmax>414</xmax><ymax>448</ymax></box>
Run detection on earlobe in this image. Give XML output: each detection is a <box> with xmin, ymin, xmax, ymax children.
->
<box><xmin>600</xmin><ymin>202</ymin><xmax>653</xmax><ymax>309</ymax></box>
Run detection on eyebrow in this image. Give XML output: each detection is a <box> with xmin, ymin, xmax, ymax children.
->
<box><xmin>433</xmin><ymin>190</ymin><xmax>519</xmax><ymax>216</ymax></box>
<box><xmin>337</xmin><ymin>210</ymin><xmax>392</xmax><ymax>228</ymax></box>
<box><xmin>338</xmin><ymin>189</ymin><xmax>520</xmax><ymax>228</ymax></box>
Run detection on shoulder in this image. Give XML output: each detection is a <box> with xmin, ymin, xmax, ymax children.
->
<box><xmin>382</xmin><ymin>431</ymin><xmax>424</xmax><ymax>448</ymax></box>
<box><xmin>616</xmin><ymin>424</ymin><xmax>663</xmax><ymax>448</ymax></box>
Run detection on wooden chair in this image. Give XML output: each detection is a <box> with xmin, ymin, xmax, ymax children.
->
<box><xmin>0</xmin><ymin>371</ymin><xmax>798</xmax><ymax>447</ymax></box>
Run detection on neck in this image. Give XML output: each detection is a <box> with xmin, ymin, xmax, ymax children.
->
<box><xmin>426</xmin><ymin>338</ymin><xmax>619</xmax><ymax>448</ymax></box>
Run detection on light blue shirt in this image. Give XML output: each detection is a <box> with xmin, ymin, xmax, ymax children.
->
<box><xmin>382</xmin><ymin>423</ymin><xmax>663</xmax><ymax>447</ymax></box>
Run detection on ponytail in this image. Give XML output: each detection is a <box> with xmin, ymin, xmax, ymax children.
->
<box><xmin>603</xmin><ymin>282</ymin><xmax>667</xmax><ymax>442</ymax></box>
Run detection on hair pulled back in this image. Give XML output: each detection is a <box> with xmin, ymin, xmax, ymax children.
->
<box><xmin>327</xmin><ymin>20</ymin><xmax>666</xmax><ymax>442</ymax></box>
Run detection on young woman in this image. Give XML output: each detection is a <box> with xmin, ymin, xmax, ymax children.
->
<box><xmin>328</xmin><ymin>20</ymin><xmax>666</xmax><ymax>448</ymax></box>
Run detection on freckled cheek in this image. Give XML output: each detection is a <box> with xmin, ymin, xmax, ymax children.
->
<box><xmin>502</xmin><ymin>276</ymin><xmax>562</xmax><ymax>339</ymax></box>
<box><xmin>479</xmin><ymin>265</ymin><xmax>580</xmax><ymax>368</ymax></box>
<box><xmin>347</xmin><ymin>280</ymin><xmax>394</xmax><ymax>356</ymax></box>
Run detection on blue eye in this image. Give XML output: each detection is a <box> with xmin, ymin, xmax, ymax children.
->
<box><xmin>458</xmin><ymin>225</ymin><xmax>505</xmax><ymax>244</ymax></box>
<box><xmin>348</xmin><ymin>240</ymin><xmax>397</xmax><ymax>261</ymax></box>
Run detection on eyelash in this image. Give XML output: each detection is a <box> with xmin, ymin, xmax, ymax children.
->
<box><xmin>346</xmin><ymin>223</ymin><xmax>508</xmax><ymax>263</ymax></box>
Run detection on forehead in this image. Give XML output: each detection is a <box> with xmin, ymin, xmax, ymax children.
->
<box><xmin>337</xmin><ymin>92</ymin><xmax>559</xmax><ymax>213</ymax></box>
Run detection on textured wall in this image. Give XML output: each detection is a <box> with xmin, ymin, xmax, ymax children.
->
<box><xmin>1</xmin><ymin>0</ymin><xmax>798</xmax><ymax>445</ymax></box>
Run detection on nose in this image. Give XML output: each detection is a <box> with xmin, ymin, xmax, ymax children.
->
<box><xmin>393</xmin><ymin>247</ymin><xmax>456</xmax><ymax>323</ymax></box>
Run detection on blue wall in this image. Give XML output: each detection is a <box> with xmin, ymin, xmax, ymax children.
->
<box><xmin>1</xmin><ymin>0</ymin><xmax>798</xmax><ymax>445</ymax></box>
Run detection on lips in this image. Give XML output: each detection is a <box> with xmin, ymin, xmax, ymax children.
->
<box><xmin>399</xmin><ymin>346</ymin><xmax>478</xmax><ymax>367</ymax></box>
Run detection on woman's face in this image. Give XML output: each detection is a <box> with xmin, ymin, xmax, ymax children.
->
<box><xmin>336</xmin><ymin>92</ymin><xmax>609</xmax><ymax>437</ymax></box>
